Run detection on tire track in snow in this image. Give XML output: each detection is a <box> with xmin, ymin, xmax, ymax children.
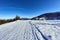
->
<box><xmin>29</xmin><ymin>21</ymin><xmax>52</xmax><ymax>40</ymax></box>
<box><xmin>0</xmin><ymin>20</ymin><xmax>60</xmax><ymax>40</ymax></box>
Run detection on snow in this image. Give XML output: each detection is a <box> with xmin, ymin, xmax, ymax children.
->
<box><xmin>0</xmin><ymin>20</ymin><xmax>60</xmax><ymax>40</ymax></box>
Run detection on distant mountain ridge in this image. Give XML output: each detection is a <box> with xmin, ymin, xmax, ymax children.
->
<box><xmin>0</xmin><ymin>12</ymin><xmax>60</xmax><ymax>25</ymax></box>
<box><xmin>31</xmin><ymin>12</ymin><xmax>60</xmax><ymax>20</ymax></box>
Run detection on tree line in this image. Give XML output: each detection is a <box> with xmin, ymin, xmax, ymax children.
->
<box><xmin>0</xmin><ymin>15</ymin><xmax>20</xmax><ymax>25</ymax></box>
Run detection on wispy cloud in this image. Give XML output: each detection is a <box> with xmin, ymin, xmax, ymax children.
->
<box><xmin>0</xmin><ymin>7</ymin><xmax>24</xmax><ymax>10</ymax></box>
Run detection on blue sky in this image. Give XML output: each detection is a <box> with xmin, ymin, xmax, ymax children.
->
<box><xmin>0</xmin><ymin>0</ymin><xmax>60</xmax><ymax>19</ymax></box>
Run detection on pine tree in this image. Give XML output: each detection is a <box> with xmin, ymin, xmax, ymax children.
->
<box><xmin>14</xmin><ymin>15</ymin><xmax>20</xmax><ymax>20</ymax></box>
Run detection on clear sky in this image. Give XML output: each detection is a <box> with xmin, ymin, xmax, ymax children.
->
<box><xmin>0</xmin><ymin>0</ymin><xmax>60</xmax><ymax>19</ymax></box>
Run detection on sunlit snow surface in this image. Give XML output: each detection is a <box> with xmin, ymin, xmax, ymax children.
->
<box><xmin>0</xmin><ymin>20</ymin><xmax>60</xmax><ymax>40</ymax></box>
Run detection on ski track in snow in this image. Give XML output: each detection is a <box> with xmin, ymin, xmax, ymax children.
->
<box><xmin>0</xmin><ymin>20</ymin><xmax>60</xmax><ymax>40</ymax></box>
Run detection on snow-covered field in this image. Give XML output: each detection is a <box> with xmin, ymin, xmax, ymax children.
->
<box><xmin>0</xmin><ymin>20</ymin><xmax>60</xmax><ymax>40</ymax></box>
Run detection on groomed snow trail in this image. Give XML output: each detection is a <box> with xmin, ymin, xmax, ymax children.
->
<box><xmin>0</xmin><ymin>20</ymin><xmax>60</xmax><ymax>40</ymax></box>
